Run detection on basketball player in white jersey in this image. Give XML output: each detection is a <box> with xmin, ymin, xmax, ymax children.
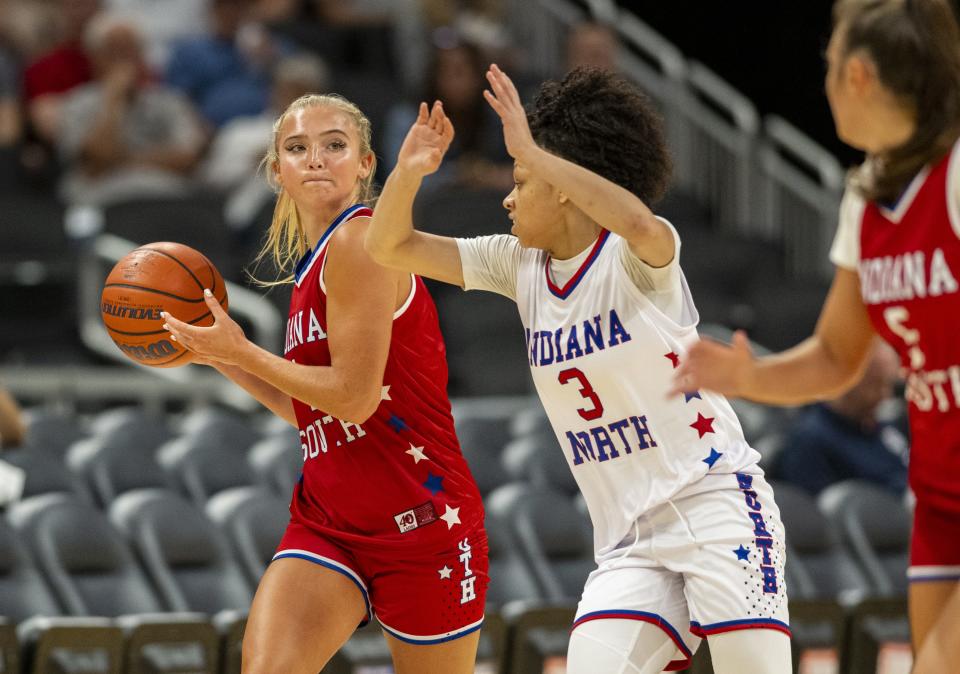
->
<box><xmin>365</xmin><ymin>65</ymin><xmax>792</xmax><ymax>673</ymax></box>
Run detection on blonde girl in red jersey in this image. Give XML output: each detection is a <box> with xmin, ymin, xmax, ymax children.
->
<box><xmin>675</xmin><ymin>1</ymin><xmax>960</xmax><ymax>671</ymax></box>
<box><xmin>163</xmin><ymin>94</ymin><xmax>487</xmax><ymax>673</ymax></box>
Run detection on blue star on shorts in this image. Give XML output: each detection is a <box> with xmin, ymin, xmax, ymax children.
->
<box><xmin>734</xmin><ymin>545</ymin><xmax>751</xmax><ymax>561</ymax></box>
<box><xmin>702</xmin><ymin>448</ymin><xmax>723</xmax><ymax>468</ymax></box>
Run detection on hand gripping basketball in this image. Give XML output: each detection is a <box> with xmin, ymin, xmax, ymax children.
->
<box><xmin>162</xmin><ymin>290</ymin><xmax>248</xmax><ymax>366</ymax></box>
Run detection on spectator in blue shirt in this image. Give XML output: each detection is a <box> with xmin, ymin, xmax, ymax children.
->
<box><xmin>165</xmin><ymin>0</ymin><xmax>285</xmax><ymax>127</ymax></box>
<box><xmin>774</xmin><ymin>340</ymin><xmax>908</xmax><ymax>495</ymax></box>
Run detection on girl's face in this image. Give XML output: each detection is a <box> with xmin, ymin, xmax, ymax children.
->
<box><xmin>502</xmin><ymin>163</ymin><xmax>565</xmax><ymax>250</ymax></box>
<box><xmin>274</xmin><ymin>105</ymin><xmax>372</xmax><ymax>217</ymax></box>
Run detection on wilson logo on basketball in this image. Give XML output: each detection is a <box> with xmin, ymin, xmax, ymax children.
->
<box><xmin>117</xmin><ymin>340</ymin><xmax>178</xmax><ymax>361</ymax></box>
<box><xmin>100</xmin><ymin>302</ymin><xmax>163</xmax><ymax>321</ymax></box>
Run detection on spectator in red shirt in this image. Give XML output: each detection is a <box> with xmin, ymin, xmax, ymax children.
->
<box><xmin>23</xmin><ymin>0</ymin><xmax>100</xmax><ymax>142</ymax></box>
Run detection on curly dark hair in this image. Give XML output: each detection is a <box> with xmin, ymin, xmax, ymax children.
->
<box><xmin>528</xmin><ymin>67</ymin><xmax>672</xmax><ymax>206</ymax></box>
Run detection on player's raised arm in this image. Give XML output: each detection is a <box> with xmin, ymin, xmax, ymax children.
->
<box><xmin>365</xmin><ymin>101</ymin><xmax>465</xmax><ymax>287</ymax></box>
<box><xmin>483</xmin><ymin>64</ymin><xmax>674</xmax><ymax>268</ymax></box>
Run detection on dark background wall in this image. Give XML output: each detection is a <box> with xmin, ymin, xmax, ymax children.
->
<box><xmin>629</xmin><ymin>0</ymin><xmax>860</xmax><ymax>166</ymax></box>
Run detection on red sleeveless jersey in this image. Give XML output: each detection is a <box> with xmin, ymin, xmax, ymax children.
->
<box><xmin>858</xmin><ymin>149</ymin><xmax>960</xmax><ymax>512</ymax></box>
<box><xmin>282</xmin><ymin>204</ymin><xmax>483</xmax><ymax>552</ymax></box>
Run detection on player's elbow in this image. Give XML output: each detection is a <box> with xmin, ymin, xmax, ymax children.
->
<box><xmin>363</xmin><ymin>231</ymin><xmax>397</xmax><ymax>267</ymax></box>
<box><xmin>338</xmin><ymin>385</ymin><xmax>382</xmax><ymax>425</ymax></box>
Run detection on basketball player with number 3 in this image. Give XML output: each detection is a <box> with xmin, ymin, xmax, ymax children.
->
<box><xmin>368</xmin><ymin>65</ymin><xmax>792</xmax><ymax>674</ymax></box>
<box><xmin>673</xmin><ymin>2</ymin><xmax>960</xmax><ymax>672</ymax></box>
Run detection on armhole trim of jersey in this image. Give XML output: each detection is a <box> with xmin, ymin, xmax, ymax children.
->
<box><xmin>946</xmin><ymin>136</ymin><xmax>960</xmax><ymax>241</ymax></box>
<box><xmin>393</xmin><ymin>274</ymin><xmax>416</xmax><ymax>320</ymax></box>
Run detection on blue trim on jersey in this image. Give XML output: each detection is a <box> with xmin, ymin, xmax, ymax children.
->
<box><xmin>545</xmin><ymin>229</ymin><xmax>610</xmax><ymax>299</ymax></box>
<box><xmin>294</xmin><ymin>204</ymin><xmax>371</xmax><ymax>286</ymax></box>
<box><xmin>380</xmin><ymin>618</ymin><xmax>484</xmax><ymax>645</ymax></box>
<box><xmin>573</xmin><ymin>609</ymin><xmax>691</xmax><ymax>656</ymax></box>
<box><xmin>272</xmin><ymin>552</ymin><xmax>372</xmax><ymax>620</ymax></box>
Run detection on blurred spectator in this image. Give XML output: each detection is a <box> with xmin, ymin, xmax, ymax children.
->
<box><xmin>22</xmin><ymin>0</ymin><xmax>99</xmax><ymax>144</ymax></box>
<box><xmin>0</xmin><ymin>383</ymin><xmax>25</xmax><ymax>448</ymax></box>
<box><xmin>566</xmin><ymin>21</ymin><xmax>619</xmax><ymax>72</ymax></box>
<box><xmin>0</xmin><ymin>46</ymin><xmax>22</xmax><ymax>173</ymax></box>
<box><xmin>773</xmin><ymin>341</ymin><xmax>909</xmax><ymax>496</ymax></box>
<box><xmin>383</xmin><ymin>38</ymin><xmax>512</xmax><ymax>192</ymax></box>
<box><xmin>200</xmin><ymin>52</ymin><xmax>329</xmax><ymax>229</ymax></box>
<box><xmin>104</xmin><ymin>0</ymin><xmax>208</xmax><ymax>69</ymax></box>
<box><xmin>58</xmin><ymin>12</ymin><xmax>206</xmax><ymax>206</ymax></box>
<box><xmin>166</xmin><ymin>0</ymin><xmax>287</xmax><ymax>128</ymax></box>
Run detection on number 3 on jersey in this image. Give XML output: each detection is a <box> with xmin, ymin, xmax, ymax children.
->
<box><xmin>559</xmin><ymin>367</ymin><xmax>605</xmax><ymax>420</ymax></box>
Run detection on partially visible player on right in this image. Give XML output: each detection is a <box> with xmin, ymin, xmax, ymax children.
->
<box><xmin>674</xmin><ymin>1</ymin><xmax>960</xmax><ymax>671</ymax></box>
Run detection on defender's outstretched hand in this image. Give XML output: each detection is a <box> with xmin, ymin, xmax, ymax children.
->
<box><xmin>162</xmin><ymin>290</ymin><xmax>248</xmax><ymax>366</ymax></box>
<box><xmin>397</xmin><ymin>100</ymin><xmax>455</xmax><ymax>178</ymax></box>
<box><xmin>483</xmin><ymin>63</ymin><xmax>537</xmax><ymax>162</ymax></box>
<box><xmin>670</xmin><ymin>330</ymin><xmax>756</xmax><ymax>399</ymax></box>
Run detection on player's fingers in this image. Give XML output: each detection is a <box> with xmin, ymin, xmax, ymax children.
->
<box><xmin>732</xmin><ymin>329</ymin><xmax>753</xmax><ymax>354</ymax></box>
<box><xmin>483</xmin><ymin>89</ymin><xmax>505</xmax><ymax>116</ymax></box>
<box><xmin>428</xmin><ymin>100</ymin><xmax>444</xmax><ymax>132</ymax></box>
<box><xmin>491</xmin><ymin>63</ymin><xmax>521</xmax><ymax>104</ymax></box>
<box><xmin>416</xmin><ymin>101</ymin><xmax>429</xmax><ymax>125</ymax></box>
<box><xmin>203</xmin><ymin>289</ymin><xmax>227</xmax><ymax>320</ymax></box>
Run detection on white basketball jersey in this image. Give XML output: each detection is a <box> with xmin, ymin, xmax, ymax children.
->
<box><xmin>458</xmin><ymin>229</ymin><xmax>761</xmax><ymax>555</ymax></box>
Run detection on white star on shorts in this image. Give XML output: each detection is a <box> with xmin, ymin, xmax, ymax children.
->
<box><xmin>438</xmin><ymin>565</ymin><xmax>452</xmax><ymax>579</ymax></box>
<box><xmin>405</xmin><ymin>443</ymin><xmax>428</xmax><ymax>463</ymax></box>
<box><xmin>440</xmin><ymin>504</ymin><xmax>461</xmax><ymax>529</ymax></box>
<box><xmin>381</xmin><ymin>385</ymin><xmax>392</xmax><ymax>401</ymax></box>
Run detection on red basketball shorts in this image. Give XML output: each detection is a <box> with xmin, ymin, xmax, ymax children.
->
<box><xmin>908</xmin><ymin>496</ymin><xmax>960</xmax><ymax>583</ymax></box>
<box><xmin>273</xmin><ymin>516</ymin><xmax>489</xmax><ymax>644</ymax></box>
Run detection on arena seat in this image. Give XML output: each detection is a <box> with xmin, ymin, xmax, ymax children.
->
<box><xmin>0</xmin><ymin>617</ymin><xmax>18</xmax><ymax>674</ymax></box>
<box><xmin>501</xmin><ymin>435</ymin><xmax>577</xmax><ymax>498</ymax></box>
<box><xmin>67</xmin><ymin>435</ymin><xmax>173</xmax><ymax>507</ymax></box>
<box><xmin>247</xmin><ymin>435</ymin><xmax>302</xmax><ymax>498</ymax></box>
<box><xmin>7</xmin><ymin>493</ymin><xmax>165</xmax><ymax>616</ymax></box>
<box><xmin>818</xmin><ymin>480</ymin><xmax>911</xmax><ymax>598</ymax></box>
<box><xmin>485</xmin><ymin>506</ymin><xmax>545</xmax><ymax>608</ymax></box>
<box><xmin>101</xmin><ymin>195</ymin><xmax>235</xmax><ymax>278</ymax></box>
<box><xmin>458</xmin><ymin>430</ymin><xmax>513</xmax><ymax>497</ymax></box>
<box><xmin>0</xmin><ymin>517</ymin><xmax>62</xmax><ymax>623</ymax></box>
<box><xmin>17</xmin><ymin>616</ymin><xmax>124</xmax><ymax>674</ymax></box>
<box><xmin>485</xmin><ymin>483</ymin><xmax>594</xmax><ymax>602</ymax></box>
<box><xmin>20</xmin><ymin>408</ymin><xmax>88</xmax><ymax>456</ymax></box>
<box><xmin>771</xmin><ymin>480</ymin><xmax>868</xmax><ymax>671</ymax></box>
<box><xmin>177</xmin><ymin>406</ymin><xmax>261</xmax><ymax>453</ymax></box>
<box><xmin>88</xmin><ymin>406</ymin><xmax>172</xmax><ymax>454</ymax></box>
<box><xmin>157</xmin><ymin>436</ymin><xmax>257</xmax><ymax>505</ymax></box>
<box><xmin>0</xmin><ymin>195</ymin><xmax>77</xmax><ymax>363</ymax></box>
<box><xmin>1</xmin><ymin>448</ymin><xmax>95</xmax><ymax>505</ymax></box>
<box><xmin>110</xmin><ymin>489</ymin><xmax>254</xmax><ymax>613</ymax></box>
<box><xmin>205</xmin><ymin>486</ymin><xmax>288</xmax><ymax>587</ymax></box>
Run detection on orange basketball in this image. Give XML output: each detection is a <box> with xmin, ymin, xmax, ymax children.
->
<box><xmin>100</xmin><ymin>242</ymin><xmax>228</xmax><ymax>368</ymax></box>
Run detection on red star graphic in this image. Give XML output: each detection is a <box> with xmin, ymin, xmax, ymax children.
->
<box><xmin>690</xmin><ymin>413</ymin><xmax>715</xmax><ymax>438</ymax></box>
<box><xmin>664</xmin><ymin>352</ymin><xmax>681</xmax><ymax>369</ymax></box>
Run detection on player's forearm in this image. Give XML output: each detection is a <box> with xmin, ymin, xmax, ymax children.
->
<box><xmin>743</xmin><ymin>336</ymin><xmax>865</xmax><ymax>405</ymax></box>
<box><xmin>366</xmin><ymin>168</ymin><xmax>421</xmax><ymax>265</ymax></box>
<box><xmin>237</xmin><ymin>343</ymin><xmax>380</xmax><ymax>423</ymax></box>
<box><xmin>208</xmin><ymin>361</ymin><xmax>298</xmax><ymax>426</ymax></box>
<box><xmin>521</xmin><ymin>145</ymin><xmax>659</xmax><ymax>241</ymax></box>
